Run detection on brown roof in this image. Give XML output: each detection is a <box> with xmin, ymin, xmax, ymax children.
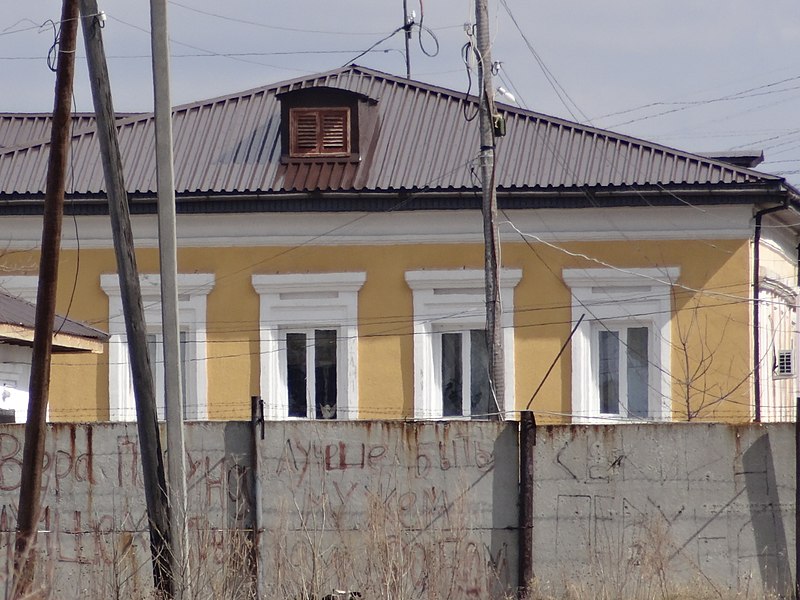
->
<box><xmin>0</xmin><ymin>112</ymin><xmax>141</xmax><ymax>152</ymax></box>
<box><xmin>0</xmin><ymin>292</ymin><xmax>107</xmax><ymax>353</ymax></box>
<box><xmin>0</xmin><ymin>65</ymin><xmax>786</xmax><ymax>201</ymax></box>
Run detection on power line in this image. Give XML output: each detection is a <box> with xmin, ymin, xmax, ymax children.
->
<box><xmin>496</xmin><ymin>0</ymin><xmax>589</xmax><ymax>123</ymax></box>
<box><xmin>1</xmin><ymin>49</ymin><xmax>406</xmax><ymax>61</ymax></box>
<box><xmin>596</xmin><ymin>73</ymin><xmax>800</xmax><ymax>124</ymax></box>
<box><xmin>168</xmin><ymin>0</ymin><xmax>403</xmax><ymax>36</ymax></box>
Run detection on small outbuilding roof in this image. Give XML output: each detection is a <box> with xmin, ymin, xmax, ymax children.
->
<box><xmin>0</xmin><ymin>292</ymin><xmax>108</xmax><ymax>353</ymax></box>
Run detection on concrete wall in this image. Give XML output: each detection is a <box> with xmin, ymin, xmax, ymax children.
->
<box><xmin>533</xmin><ymin>423</ymin><xmax>796</xmax><ymax>598</ymax></box>
<box><xmin>0</xmin><ymin>421</ymin><xmax>794</xmax><ymax>598</ymax></box>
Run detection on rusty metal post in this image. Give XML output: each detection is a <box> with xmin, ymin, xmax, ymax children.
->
<box><xmin>250</xmin><ymin>396</ymin><xmax>265</xmax><ymax>598</ymax></box>
<box><xmin>13</xmin><ymin>0</ymin><xmax>78</xmax><ymax>593</ymax></box>
<box><xmin>518</xmin><ymin>410</ymin><xmax>535</xmax><ymax>597</ymax></box>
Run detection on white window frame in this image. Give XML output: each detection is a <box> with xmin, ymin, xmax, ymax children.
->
<box><xmin>759</xmin><ymin>277</ymin><xmax>797</xmax><ymax>421</ymax></box>
<box><xmin>436</xmin><ymin>326</ymin><xmax>493</xmax><ymax>418</ymax></box>
<box><xmin>563</xmin><ymin>267</ymin><xmax>678</xmax><ymax>423</ymax></box>
<box><xmin>101</xmin><ymin>273</ymin><xmax>215</xmax><ymax>421</ymax></box>
<box><xmin>251</xmin><ymin>272</ymin><xmax>366</xmax><ymax>420</ymax></box>
<box><xmin>405</xmin><ymin>269</ymin><xmax>522</xmax><ymax>420</ymax></box>
<box><xmin>282</xmin><ymin>327</ymin><xmax>340</xmax><ymax>419</ymax></box>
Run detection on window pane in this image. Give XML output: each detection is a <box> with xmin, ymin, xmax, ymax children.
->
<box><xmin>315</xmin><ymin>329</ymin><xmax>337</xmax><ymax>419</ymax></box>
<box><xmin>599</xmin><ymin>330</ymin><xmax>620</xmax><ymax>414</ymax></box>
<box><xmin>286</xmin><ymin>333</ymin><xmax>307</xmax><ymax>418</ymax></box>
<box><xmin>441</xmin><ymin>333</ymin><xmax>463</xmax><ymax>417</ymax></box>
<box><xmin>626</xmin><ymin>327</ymin><xmax>649</xmax><ymax>418</ymax></box>
<box><xmin>470</xmin><ymin>329</ymin><xmax>491</xmax><ymax>419</ymax></box>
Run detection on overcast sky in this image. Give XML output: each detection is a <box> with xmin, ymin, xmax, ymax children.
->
<box><xmin>3</xmin><ymin>1</ymin><xmax>800</xmax><ymax>185</ymax></box>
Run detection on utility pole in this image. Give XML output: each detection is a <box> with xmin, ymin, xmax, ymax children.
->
<box><xmin>474</xmin><ymin>0</ymin><xmax>505</xmax><ymax>417</ymax></box>
<box><xmin>149</xmin><ymin>0</ymin><xmax>189</xmax><ymax>597</ymax></box>
<box><xmin>13</xmin><ymin>1</ymin><xmax>78</xmax><ymax>593</ymax></box>
<box><xmin>79</xmin><ymin>2</ymin><xmax>173</xmax><ymax>596</ymax></box>
<box><xmin>402</xmin><ymin>0</ymin><xmax>412</xmax><ymax>78</ymax></box>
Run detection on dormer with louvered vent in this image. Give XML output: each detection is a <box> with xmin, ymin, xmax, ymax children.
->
<box><xmin>278</xmin><ymin>86</ymin><xmax>377</xmax><ymax>163</ymax></box>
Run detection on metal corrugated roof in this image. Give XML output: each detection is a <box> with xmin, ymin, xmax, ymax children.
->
<box><xmin>0</xmin><ymin>292</ymin><xmax>108</xmax><ymax>352</ymax></box>
<box><xmin>0</xmin><ymin>112</ymin><xmax>141</xmax><ymax>152</ymax></box>
<box><xmin>0</xmin><ymin>66</ymin><xmax>784</xmax><ymax>200</ymax></box>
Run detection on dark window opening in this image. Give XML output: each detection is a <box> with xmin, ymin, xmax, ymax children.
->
<box><xmin>441</xmin><ymin>329</ymin><xmax>491</xmax><ymax>418</ymax></box>
<box><xmin>286</xmin><ymin>329</ymin><xmax>338</xmax><ymax>419</ymax></box>
<box><xmin>286</xmin><ymin>332</ymin><xmax>307</xmax><ymax>417</ymax></box>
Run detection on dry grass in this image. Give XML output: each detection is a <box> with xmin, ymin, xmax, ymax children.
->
<box><xmin>0</xmin><ymin>484</ymin><xmax>792</xmax><ymax>600</ymax></box>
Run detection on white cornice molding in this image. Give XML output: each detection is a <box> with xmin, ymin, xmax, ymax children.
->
<box><xmin>0</xmin><ymin>205</ymin><xmax>755</xmax><ymax>249</ymax></box>
<box><xmin>252</xmin><ymin>272</ymin><xmax>367</xmax><ymax>294</ymax></box>
<box><xmin>100</xmin><ymin>273</ymin><xmax>215</xmax><ymax>297</ymax></box>
<box><xmin>562</xmin><ymin>267</ymin><xmax>680</xmax><ymax>289</ymax></box>
<box><xmin>760</xmin><ymin>276</ymin><xmax>798</xmax><ymax>304</ymax></box>
<box><xmin>405</xmin><ymin>268</ymin><xmax>522</xmax><ymax>290</ymax></box>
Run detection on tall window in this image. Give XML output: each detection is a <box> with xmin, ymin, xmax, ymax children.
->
<box><xmin>252</xmin><ymin>272</ymin><xmax>365</xmax><ymax>420</ymax></box>
<box><xmin>563</xmin><ymin>267</ymin><xmax>678</xmax><ymax>422</ymax></box>
<box><xmin>597</xmin><ymin>326</ymin><xmax>649</xmax><ymax>418</ymax></box>
<box><xmin>286</xmin><ymin>328</ymin><xmax>338</xmax><ymax>419</ymax></box>
<box><xmin>405</xmin><ymin>269</ymin><xmax>522</xmax><ymax>419</ymax></box>
<box><xmin>101</xmin><ymin>273</ymin><xmax>215</xmax><ymax>421</ymax></box>
<box><xmin>440</xmin><ymin>328</ymin><xmax>492</xmax><ymax>418</ymax></box>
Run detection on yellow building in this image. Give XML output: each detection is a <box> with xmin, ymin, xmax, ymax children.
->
<box><xmin>0</xmin><ymin>66</ymin><xmax>797</xmax><ymax>423</ymax></box>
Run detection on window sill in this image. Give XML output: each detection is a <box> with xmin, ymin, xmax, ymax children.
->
<box><xmin>281</xmin><ymin>154</ymin><xmax>361</xmax><ymax>164</ymax></box>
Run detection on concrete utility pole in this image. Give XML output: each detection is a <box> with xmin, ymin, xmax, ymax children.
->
<box><xmin>79</xmin><ymin>2</ymin><xmax>173</xmax><ymax>596</ymax></box>
<box><xmin>13</xmin><ymin>0</ymin><xmax>78</xmax><ymax>593</ymax></box>
<box><xmin>474</xmin><ymin>0</ymin><xmax>505</xmax><ymax>416</ymax></box>
<box><xmin>402</xmin><ymin>0</ymin><xmax>412</xmax><ymax>78</ymax></box>
<box><xmin>149</xmin><ymin>0</ymin><xmax>189</xmax><ymax>597</ymax></box>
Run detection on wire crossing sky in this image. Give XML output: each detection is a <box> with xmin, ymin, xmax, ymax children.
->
<box><xmin>3</xmin><ymin>0</ymin><xmax>800</xmax><ymax>184</ymax></box>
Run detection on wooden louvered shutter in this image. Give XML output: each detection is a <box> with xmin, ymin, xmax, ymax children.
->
<box><xmin>321</xmin><ymin>111</ymin><xmax>347</xmax><ymax>153</ymax></box>
<box><xmin>294</xmin><ymin>112</ymin><xmax>319</xmax><ymax>154</ymax></box>
<box><xmin>290</xmin><ymin>107</ymin><xmax>350</xmax><ymax>157</ymax></box>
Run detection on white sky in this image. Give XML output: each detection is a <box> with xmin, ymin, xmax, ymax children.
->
<box><xmin>3</xmin><ymin>0</ymin><xmax>800</xmax><ymax>185</ymax></box>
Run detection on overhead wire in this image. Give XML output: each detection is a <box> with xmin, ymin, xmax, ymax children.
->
<box><xmin>600</xmin><ymin>74</ymin><xmax>800</xmax><ymax>127</ymax></box>
<box><xmin>2</xmin><ymin>49</ymin><xmax>409</xmax><ymax>61</ymax></box>
<box><xmin>415</xmin><ymin>0</ymin><xmax>440</xmax><ymax>58</ymax></box>
<box><xmin>167</xmin><ymin>0</ymin><xmax>392</xmax><ymax>36</ymax></box>
<box><xmin>496</xmin><ymin>0</ymin><xmax>589</xmax><ymax>123</ymax></box>
<box><xmin>109</xmin><ymin>15</ymin><xmax>310</xmax><ymax>72</ymax></box>
<box><xmin>342</xmin><ymin>26</ymin><xmax>406</xmax><ymax>67</ymax></box>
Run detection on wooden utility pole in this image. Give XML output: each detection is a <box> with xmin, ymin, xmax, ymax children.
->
<box><xmin>13</xmin><ymin>1</ymin><xmax>78</xmax><ymax>593</ymax></box>
<box><xmin>475</xmin><ymin>0</ymin><xmax>505</xmax><ymax>416</ymax></box>
<box><xmin>149</xmin><ymin>0</ymin><xmax>189</xmax><ymax>597</ymax></box>
<box><xmin>79</xmin><ymin>2</ymin><xmax>174</xmax><ymax>596</ymax></box>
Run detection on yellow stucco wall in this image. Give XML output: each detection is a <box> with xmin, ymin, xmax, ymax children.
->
<box><xmin>0</xmin><ymin>237</ymin><xmax>753</xmax><ymax>423</ymax></box>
